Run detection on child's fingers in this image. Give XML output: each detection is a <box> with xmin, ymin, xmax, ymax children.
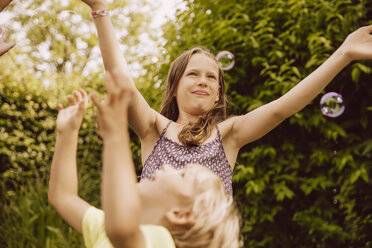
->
<box><xmin>77</xmin><ymin>100</ymin><xmax>86</xmax><ymax>115</ymax></box>
<box><xmin>66</xmin><ymin>95</ymin><xmax>75</xmax><ymax>106</ymax></box>
<box><xmin>79</xmin><ymin>88</ymin><xmax>88</xmax><ymax>98</ymax></box>
<box><xmin>79</xmin><ymin>88</ymin><xmax>89</xmax><ymax>106</ymax></box>
<box><xmin>73</xmin><ymin>90</ymin><xmax>82</xmax><ymax>102</ymax></box>
<box><xmin>57</xmin><ymin>103</ymin><xmax>64</xmax><ymax>111</ymax></box>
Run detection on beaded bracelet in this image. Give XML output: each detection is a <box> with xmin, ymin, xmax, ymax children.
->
<box><xmin>91</xmin><ymin>9</ymin><xmax>110</xmax><ymax>18</ymax></box>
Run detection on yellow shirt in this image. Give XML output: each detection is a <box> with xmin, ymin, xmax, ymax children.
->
<box><xmin>82</xmin><ymin>206</ymin><xmax>176</xmax><ymax>248</ymax></box>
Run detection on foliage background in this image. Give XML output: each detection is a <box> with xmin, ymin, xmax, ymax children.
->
<box><xmin>1</xmin><ymin>0</ymin><xmax>372</xmax><ymax>247</ymax></box>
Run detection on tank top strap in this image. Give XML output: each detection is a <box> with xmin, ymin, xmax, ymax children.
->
<box><xmin>160</xmin><ymin>120</ymin><xmax>173</xmax><ymax>138</ymax></box>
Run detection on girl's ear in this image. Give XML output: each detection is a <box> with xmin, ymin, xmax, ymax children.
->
<box><xmin>165</xmin><ymin>208</ymin><xmax>194</xmax><ymax>226</ymax></box>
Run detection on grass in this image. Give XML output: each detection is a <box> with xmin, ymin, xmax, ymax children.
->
<box><xmin>0</xmin><ymin>177</ymin><xmax>84</xmax><ymax>248</ymax></box>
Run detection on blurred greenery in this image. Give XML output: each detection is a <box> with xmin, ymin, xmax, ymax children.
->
<box><xmin>1</xmin><ymin>0</ymin><xmax>372</xmax><ymax>247</ymax></box>
<box><xmin>1</xmin><ymin>0</ymin><xmax>155</xmax><ymax>246</ymax></box>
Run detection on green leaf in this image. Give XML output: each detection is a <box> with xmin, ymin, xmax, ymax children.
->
<box><xmin>351</xmin><ymin>67</ymin><xmax>361</xmax><ymax>83</ymax></box>
<box><xmin>350</xmin><ymin>169</ymin><xmax>361</xmax><ymax>184</ymax></box>
<box><xmin>360</xmin><ymin>167</ymin><xmax>369</xmax><ymax>183</ymax></box>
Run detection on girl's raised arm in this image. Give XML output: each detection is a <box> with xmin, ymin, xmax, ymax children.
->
<box><xmin>229</xmin><ymin>25</ymin><xmax>372</xmax><ymax>149</ymax></box>
<box><xmin>80</xmin><ymin>0</ymin><xmax>159</xmax><ymax>139</ymax></box>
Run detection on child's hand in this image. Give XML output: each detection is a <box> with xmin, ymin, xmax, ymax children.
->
<box><xmin>56</xmin><ymin>89</ymin><xmax>88</xmax><ymax>134</ymax></box>
<box><xmin>91</xmin><ymin>70</ymin><xmax>133</xmax><ymax>140</ymax></box>
<box><xmin>339</xmin><ymin>25</ymin><xmax>372</xmax><ymax>61</ymax></box>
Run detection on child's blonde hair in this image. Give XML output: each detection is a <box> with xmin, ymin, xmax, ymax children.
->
<box><xmin>170</xmin><ymin>164</ymin><xmax>242</xmax><ymax>248</ymax></box>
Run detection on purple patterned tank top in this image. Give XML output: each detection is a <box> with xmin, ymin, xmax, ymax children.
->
<box><xmin>140</xmin><ymin>121</ymin><xmax>233</xmax><ymax>194</ymax></box>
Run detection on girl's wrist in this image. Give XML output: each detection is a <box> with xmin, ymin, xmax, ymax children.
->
<box><xmin>334</xmin><ymin>46</ymin><xmax>353</xmax><ymax>65</ymax></box>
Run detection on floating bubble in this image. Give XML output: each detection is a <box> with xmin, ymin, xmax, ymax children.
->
<box><xmin>216</xmin><ymin>51</ymin><xmax>235</xmax><ymax>71</ymax></box>
<box><xmin>31</xmin><ymin>7</ymin><xmax>52</xmax><ymax>28</ymax></box>
<box><xmin>320</xmin><ymin>92</ymin><xmax>345</xmax><ymax>118</ymax></box>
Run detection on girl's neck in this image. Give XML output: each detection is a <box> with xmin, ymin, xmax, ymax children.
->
<box><xmin>176</xmin><ymin>113</ymin><xmax>203</xmax><ymax>125</ymax></box>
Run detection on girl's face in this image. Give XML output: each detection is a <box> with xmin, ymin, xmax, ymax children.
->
<box><xmin>175</xmin><ymin>53</ymin><xmax>220</xmax><ymax>117</ymax></box>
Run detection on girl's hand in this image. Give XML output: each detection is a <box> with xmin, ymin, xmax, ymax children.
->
<box><xmin>91</xmin><ymin>70</ymin><xmax>133</xmax><ymax>139</ymax></box>
<box><xmin>340</xmin><ymin>25</ymin><xmax>372</xmax><ymax>61</ymax></box>
<box><xmin>79</xmin><ymin>0</ymin><xmax>107</xmax><ymax>10</ymax></box>
<box><xmin>56</xmin><ymin>89</ymin><xmax>88</xmax><ymax>134</ymax></box>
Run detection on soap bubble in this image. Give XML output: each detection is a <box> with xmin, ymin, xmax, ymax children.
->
<box><xmin>31</xmin><ymin>7</ymin><xmax>52</xmax><ymax>28</ymax></box>
<box><xmin>216</xmin><ymin>51</ymin><xmax>235</xmax><ymax>71</ymax></box>
<box><xmin>320</xmin><ymin>92</ymin><xmax>345</xmax><ymax>118</ymax></box>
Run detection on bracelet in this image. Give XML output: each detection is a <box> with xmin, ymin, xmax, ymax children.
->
<box><xmin>91</xmin><ymin>9</ymin><xmax>110</xmax><ymax>18</ymax></box>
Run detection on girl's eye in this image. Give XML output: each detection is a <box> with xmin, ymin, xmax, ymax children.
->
<box><xmin>188</xmin><ymin>72</ymin><xmax>197</xmax><ymax>76</ymax></box>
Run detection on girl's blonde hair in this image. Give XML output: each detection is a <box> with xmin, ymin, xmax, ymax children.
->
<box><xmin>160</xmin><ymin>47</ymin><xmax>227</xmax><ymax>147</ymax></box>
<box><xmin>170</xmin><ymin>164</ymin><xmax>242</xmax><ymax>248</ymax></box>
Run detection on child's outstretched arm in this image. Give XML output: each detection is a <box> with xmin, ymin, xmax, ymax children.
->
<box><xmin>79</xmin><ymin>0</ymin><xmax>159</xmax><ymax>139</ymax></box>
<box><xmin>91</xmin><ymin>69</ymin><xmax>145</xmax><ymax>247</ymax></box>
<box><xmin>229</xmin><ymin>25</ymin><xmax>372</xmax><ymax>149</ymax></box>
<box><xmin>48</xmin><ymin>89</ymin><xmax>90</xmax><ymax>233</ymax></box>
